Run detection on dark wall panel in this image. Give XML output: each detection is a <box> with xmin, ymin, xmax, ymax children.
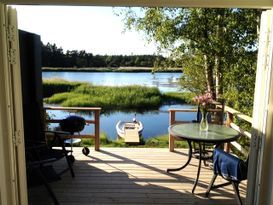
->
<box><xmin>19</xmin><ymin>30</ymin><xmax>44</xmax><ymax>141</ymax></box>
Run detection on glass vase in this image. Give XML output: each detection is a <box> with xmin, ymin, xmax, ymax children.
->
<box><xmin>199</xmin><ymin>111</ymin><xmax>209</xmax><ymax>131</ymax></box>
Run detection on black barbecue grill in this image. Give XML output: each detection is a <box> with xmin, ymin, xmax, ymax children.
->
<box><xmin>60</xmin><ymin>115</ymin><xmax>90</xmax><ymax>159</ymax></box>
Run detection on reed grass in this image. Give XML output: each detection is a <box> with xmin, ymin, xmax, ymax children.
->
<box><xmin>161</xmin><ymin>92</ymin><xmax>195</xmax><ymax>104</ymax></box>
<box><xmin>43</xmin><ymin>78</ymin><xmax>85</xmax><ymax>98</ymax></box>
<box><xmin>43</xmin><ymin>79</ymin><xmax>191</xmax><ymax>111</ymax></box>
<box><xmin>44</xmin><ymin>79</ymin><xmax>162</xmax><ymax>110</ymax></box>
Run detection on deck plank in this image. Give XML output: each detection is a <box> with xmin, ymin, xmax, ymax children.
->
<box><xmin>28</xmin><ymin>147</ymin><xmax>247</xmax><ymax>205</ymax></box>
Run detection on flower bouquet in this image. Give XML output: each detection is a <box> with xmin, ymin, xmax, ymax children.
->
<box><xmin>193</xmin><ymin>92</ymin><xmax>213</xmax><ymax>131</ymax></box>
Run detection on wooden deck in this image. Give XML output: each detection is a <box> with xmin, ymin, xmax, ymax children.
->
<box><xmin>28</xmin><ymin>148</ymin><xmax>247</xmax><ymax>205</ymax></box>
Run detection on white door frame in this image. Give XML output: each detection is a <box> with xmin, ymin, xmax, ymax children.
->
<box><xmin>1</xmin><ymin>1</ymin><xmax>273</xmax><ymax>205</ymax></box>
<box><xmin>0</xmin><ymin>4</ymin><xmax>28</xmax><ymax>205</ymax></box>
<box><xmin>247</xmin><ymin>10</ymin><xmax>273</xmax><ymax>205</ymax></box>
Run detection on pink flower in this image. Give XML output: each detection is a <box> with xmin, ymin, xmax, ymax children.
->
<box><xmin>193</xmin><ymin>91</ymin><xmax>212</xmax><ymax>110</ymax></box>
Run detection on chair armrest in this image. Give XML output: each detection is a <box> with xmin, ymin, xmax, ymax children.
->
<box><xmin>44</xmin><ymin>130</ymin><xmax>71</xmax><ymax>136</ymax></box>
<box><xmin>44</xmin><ymin>130</ymin><xmax>70</xmax><ymax>145</ymax></box>
<box><xmin>27</xmin><ymin>158</ymin><xmax>57</xmax><ymax>167</ymax></box>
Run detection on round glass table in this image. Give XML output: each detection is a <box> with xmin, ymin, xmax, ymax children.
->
<box><xmin>167</xmin><ymin>123</ymin><xmax>240</xmax><ymax>193</ymax></box>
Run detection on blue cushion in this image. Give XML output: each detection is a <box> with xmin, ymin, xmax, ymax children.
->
<box><xmin>213</xmin><ymin>148</ymin><xmax>247</xmax><ymax>181</ymax></box>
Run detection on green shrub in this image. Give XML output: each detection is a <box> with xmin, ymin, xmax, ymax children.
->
<box><xmin>43</xmin><ymin>78</ymin><xmax>86</xmax><ymax>97</ymax></box>
<box><xmin>145</xmin><ymin>135</ymin><xmax>188</xmax><ymax>148</ymax></box>
<box><xmin>80</xmin><ymin>133</ymin><xmax>127</xmax><ymax>147</ymax></box>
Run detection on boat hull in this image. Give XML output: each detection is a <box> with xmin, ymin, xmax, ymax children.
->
<box><xmin>116</xmin><ymin>121</ymin><xmax>143</xmax><ymax>139</ymax></box>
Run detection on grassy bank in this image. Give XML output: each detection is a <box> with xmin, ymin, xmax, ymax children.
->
<box><xmin>162</xmin><ymin>92</ymin><xmax>195</xmax><ymax>104</ymax></box>
<box><xmin>43</xmin><ymin>78</ymin><xmax>84</xmax><ymax>98</ymax></box>
<box><xmin>80</xmin><ymin>133</ymin><xmax>188</xmax><ymax>148</ymax></box>
<box><xmin>43</xmin><ymin>79</ymin><xmax>191</xmax><ymax>111</ymax></box>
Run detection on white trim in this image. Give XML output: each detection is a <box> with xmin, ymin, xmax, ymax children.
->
<box><xmin>7</xmin><ymin>6</ymin><xmax>28</xmax><ymax>205</ymax></box>
<box><xmin>0</xmin><ymin>4</ymin><xmax>12</xmax><ymax>205</ymax></box>
<box><xmin>0</xmin><ymin>4</ymin><xmax>18</xmax><ymax>205</ymax></box>
<box><xmin>254</xmin><ymin>9</ymin><xmax>273</xmax><ymax>205</ymax></box>
<box><xmin>246</xmin><ymin>10</ymin><xmax>273</xmax><ymax>205</ymax></box>
<box><xmin>3</xmin><ymin>0</ymin><xmax>273</xmax><ymax>9</ymax></box>
<box><xmin>0</xmin><ymin>4</ymin><xmax>28</xmax><ymax>205</ymax></box>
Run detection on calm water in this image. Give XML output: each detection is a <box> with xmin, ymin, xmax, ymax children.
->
<box><xmin>43</xmin><ymin>71</ymin><xmax>194</xmax><ymax>140</ymax></box>
<box><xmin>47</xmin><ymin>104</ymin><xmax>196</xmax><ymax>140</ymax></box>
<box><xmin>42</xmin><ymin>71</ymin><xmax>182</xmax><ymax>93</ymax></box>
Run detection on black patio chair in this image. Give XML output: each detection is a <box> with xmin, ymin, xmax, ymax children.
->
<box><xmin>205</xmin><ymin>148</ymin><xmax>248</xmax><ymax>205</ymax></box>
<box><xmin>25</xmin><ymin>131</ymin><xmax>75</xmax><ymax>205</ymax></box>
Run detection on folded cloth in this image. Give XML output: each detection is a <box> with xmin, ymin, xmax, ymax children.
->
<box><xmin>213</xmin><ymin>148</ymin><xmax>247</xmax><ymax>181</ymax></box>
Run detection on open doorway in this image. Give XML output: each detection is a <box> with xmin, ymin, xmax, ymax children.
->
<box><xmin>1</xmin><ymin>2</ymin><xmax>272</xmax><ymax>205</ymax></box>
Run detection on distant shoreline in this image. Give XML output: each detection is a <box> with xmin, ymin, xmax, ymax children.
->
<box><xmin>42</xmin><ymin>67</ymin><xmax>182</xmax><ymax>73</ymax></box>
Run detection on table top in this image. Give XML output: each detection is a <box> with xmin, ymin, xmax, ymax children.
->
<box><xmin>169</xmin><ymin>123</ymin><xmax>240</xmax><ymax>143</ymax></box>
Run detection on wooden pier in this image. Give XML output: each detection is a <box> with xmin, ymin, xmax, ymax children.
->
<box><xmin>28</xmin><ymin>148</ymin><xmax>246</xmax><ymax>205</ymax></box>
<box><xmin>124</xmin><ymin>125</ymin><xmax>140</xmax><ymax>143</ymax></box>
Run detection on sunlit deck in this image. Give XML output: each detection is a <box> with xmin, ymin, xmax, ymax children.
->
<box><xmin>28</xmin><ymin>147</ymin><xmax>247</xmax><ymax>205</ymax></box>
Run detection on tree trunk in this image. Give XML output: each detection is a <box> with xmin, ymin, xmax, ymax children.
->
<box><xmin>214</xmin><ymin>11</ymin><xmax>225</xmax><ymax>100</ymax></box>
<box><xmin>204</xmin><ymin>54</ymin><xmax>215</xmax><ymax>99</ymax></box>
<box><xmin>214</xmin><ymin>55</ymin><xmax>222</xmax><ymax>99</ymax></box>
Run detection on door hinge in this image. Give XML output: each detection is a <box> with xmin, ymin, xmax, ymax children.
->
<box><xmin>6</xmin><ymin>24</ymin><xmax>16</xmax><ymax>43</ymax></box>
<box><xmin>13</xmin><ymin>130</ymin><xmax>22</xmax><ymax>146</ymax></box>
<box><xmin>8</xmin><ymin>48</ymin><xmax>16</xmax><ymax>65</ymax></box>
<box><xmin>6</xmin><ymin>24</ymin><xmax>17</xmax><ymax>65</ymax></box>
<box><xmin>252</xmin><ymin>131</ymin><xmax>260</xmax><ymax>151</ymax></box>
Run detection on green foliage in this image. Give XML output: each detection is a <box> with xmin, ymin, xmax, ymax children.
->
<box><xmin>42</xmin><ymin>42</ymin><xmax>167</xmax><ymax>68</ymax></box>
<box><xmin>119</xmin><ymin>7</ymin><xmax>261</xmax><ymax>114</ymax></box>
<box><xmin>222</xmin><ymin>52</ymin><xmax>257</xmax><ymax>116</ymax></box>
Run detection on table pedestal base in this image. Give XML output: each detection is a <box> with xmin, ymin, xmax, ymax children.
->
<box><xmin>167</xmin><ymin>141</ymin><xmax>205</xmax><ymax>193</ymax></box>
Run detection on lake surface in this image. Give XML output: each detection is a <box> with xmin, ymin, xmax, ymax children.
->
<box><xmin>42</xmin><ymin>71</ymin><xmax>182</xmax><ymax>93</ymax></box>
<box><xmin>43</xmin><ymin>71</ymin><xmax>194</xmax><ymax>140</ymax></box>
<box><xmin>47</xmin><ymin>104</ymin><xmax>196</xmax><ymax>140</ymax></box>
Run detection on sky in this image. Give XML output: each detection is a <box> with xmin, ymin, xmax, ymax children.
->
<box><xmin>14</xmin><ymin>6</ymin><xmax>158</xmax><ymax>55</ymax></box>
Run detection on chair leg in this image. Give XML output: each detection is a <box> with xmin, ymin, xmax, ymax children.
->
<box><xmin>202</xmin><ymin>143</ymin><xmax>208</xmax><ymax>166</ymax></box>
<box><xmin>65</xmin><ymin>154</ymin><xmax>75</xmax><ymax>178</ymax></box>
<box><xmin>231</xmin><ymin>181</ymin><xmax>243</xmax><ymax>205</ymax></box>
<box><xmin>205</xmin><ymin>174</ymin><xmax>218</xmax><ymax>197</ymax></box>
<box><xmin>61</xmin><ymin>141</ymin><xmax>75</xmax><ymax>178</ymax></box>
<box><xmin>35</xmin><ymin>168</ymin><xmax>59</xmax><ymax>205</ymax></box>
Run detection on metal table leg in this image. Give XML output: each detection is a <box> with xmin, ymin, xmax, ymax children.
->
<box><xmin>192</xmin><ymin>142</ymin><xmax>202</xmax><ymax>193</ymax></box>
<box><xmin>167</xmin><ymin>140</ymin><xmax>192</xmax><ymax>172</ymax></box>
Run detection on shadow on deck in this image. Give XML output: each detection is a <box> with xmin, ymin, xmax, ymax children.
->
<box><xmin>28</xmin><ymin>148</ymin><xmax>246</xmax><ymax>205</ymax></box>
